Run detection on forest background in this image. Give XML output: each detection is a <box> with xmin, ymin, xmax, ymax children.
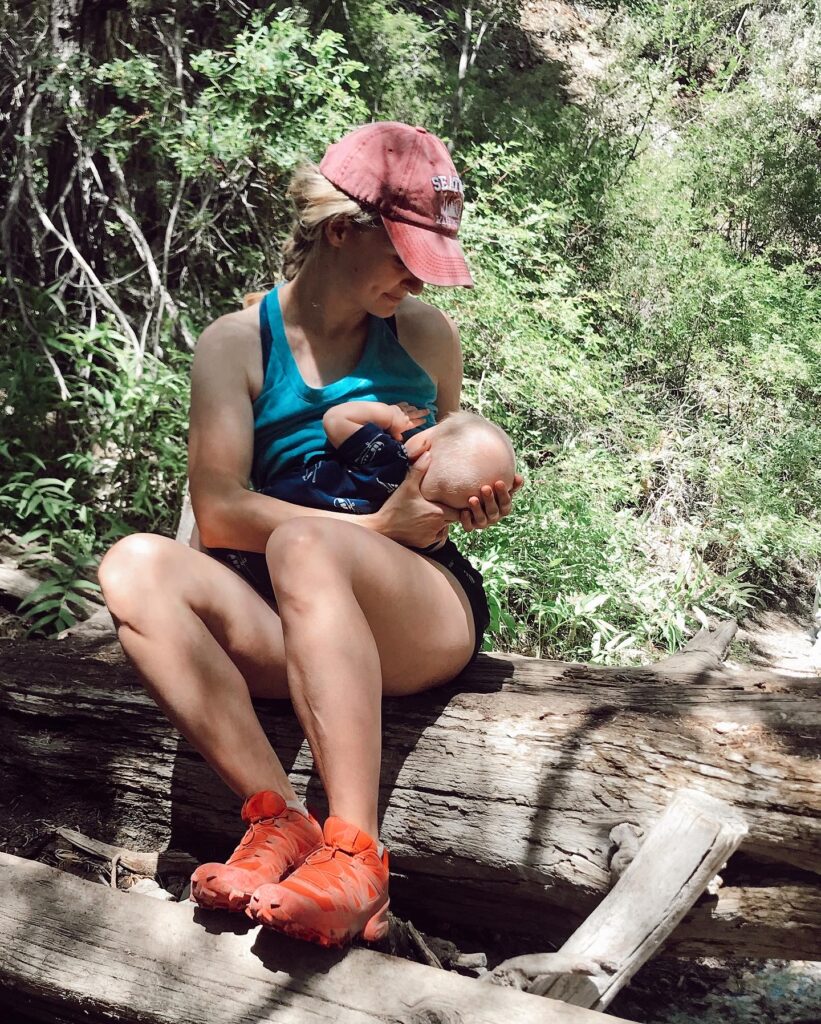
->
<box><xmin>1</xmin><ymin>0</ymin><xmax>818</xmax><ymax>663</ymax></box>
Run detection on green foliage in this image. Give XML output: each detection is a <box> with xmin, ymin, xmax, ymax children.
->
<box><xmin>93</xmin><ymin>14</ymin><xmax>368</xmax><ymax>175</ymax></box>
<box><xmin>1</xmin><ymin>316</ymin><xmax>189</xmax><ymax>634</ymax></box>
<box><xmin>2</xmin><ymin>0</ymin><xmax>818</xmax><ymax>655</ymax></box>
<box><xmin>85</xmin><ymin>9</ymin><xmax>370</xmax><ymax>312</ymax></box>
<box><xmin>431</xmin><ymin>1</ymin><xmax>820</xmax><ymax>658</ymax></box>
<box><xmin>176</xmin><ymin>19</ymin><xmax>366</xmax><ymax>176</ymax></box>
<box><xmin>13</xmin><ymin>529</ymin><xmax>102</xmax><ymax>635</ymax></box>
<box><xmin>324</xmin><ymin>0</ymin><xmax>447</xmax><ymax>128</ymax></box>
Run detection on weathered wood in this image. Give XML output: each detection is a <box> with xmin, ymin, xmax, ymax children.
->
<box><xmin>661</xmin><ymin>619</ymin><xmax>738</xmax><ymax>673</ymax></box>
<box><xmin>0</xmin><ymin>561</ymin><xmax>41</xmax><ymax>603</ymax></box>
<box><xmin>59</xmin><ymin>603</ymin><xmax>114</xmax><ymax>639</ymax></box>
<box><xmin>0</xmin><ymin>638</ymin><xmax>818</xmax><ymax>958</ymax></box>
<box><xmin>670</xmin><ymin>883</ymin><xmax>821</xmax><ymax>957</ymax></box>
<box><xmin>489</xmin><ymin>790</ymin><xmax>748</xmax><ymax>1009</ymax></box>
<box><xmin>174</xmin><ymin>484</ymin><xmax>196</xmax><ymax>546</ymax></box>
<box><xmin>0</xmin><ymin>853</ymin><xmax>636</xmax><ymax>1024</ymax></box>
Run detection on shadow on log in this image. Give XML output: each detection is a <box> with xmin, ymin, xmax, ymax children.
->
<box><xmin>0</xmin><ymin>636</ymin><xmax>818</xmax><ymax>960</ymax></box>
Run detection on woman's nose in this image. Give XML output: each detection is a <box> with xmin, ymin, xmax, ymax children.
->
<box><xmin>405</xmin><ymin>272</ymin><xmax>424</xmax><ymax>295</ymax></box>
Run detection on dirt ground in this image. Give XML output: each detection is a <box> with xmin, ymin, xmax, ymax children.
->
<box><xmin>729</xmin><ymin>607</ymin><xmax>821</xmax><ymax>679</ymax></box>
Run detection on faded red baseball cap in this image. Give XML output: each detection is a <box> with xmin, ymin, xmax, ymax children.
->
<box><xmin>319</xmin><ymin>121</ymin><xmax>474</xmax><ymax>288</ymax></box>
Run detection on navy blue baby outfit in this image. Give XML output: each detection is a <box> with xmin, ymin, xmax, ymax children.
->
<box><xmin>262</xmin><ymin>422</ymin><xmax>409</xmax><ymax>515</ymax></box>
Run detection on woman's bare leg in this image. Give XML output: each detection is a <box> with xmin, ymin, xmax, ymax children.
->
<box><xmin>266</xmin><ymin>518</ymin><xmax>475</xmax><ymax>840</ymax></box>
<box><xmin>100</xmin><ymin>525</ymin><xmax>476</xmax><ymax>842</ymax></box>
<box><xmin>98</xmin><ymin>534</ymin><xmax>296</xmax><ymax>801</ymax></box>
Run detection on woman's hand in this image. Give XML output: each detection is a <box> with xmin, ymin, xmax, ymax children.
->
<box><xmin>371</xmin><ymin>451</ymin><xmax>457</xmax><ymax>548</ymax></box>
<box><xmin>459</xmin><ymin>473</ymin><xmax>524</xmax><ymax>533</ymax></box>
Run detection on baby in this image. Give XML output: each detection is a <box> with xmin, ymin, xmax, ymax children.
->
<box><xmin>261</xmin><ymin>401</ymin><xmax>516</xmax><ymax>530</ymax></box>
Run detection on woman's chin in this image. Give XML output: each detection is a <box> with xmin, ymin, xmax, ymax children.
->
<box><xmin>379</xmin><ymin>292</ymin><xmax>405</xmax><ymax>311</ymax></box>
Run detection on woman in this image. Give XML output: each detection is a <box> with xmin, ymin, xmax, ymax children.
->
<box><xmin>98</xmin><ymin>121</ymin><xmax>521</xmax><ymax>948</ymax></box>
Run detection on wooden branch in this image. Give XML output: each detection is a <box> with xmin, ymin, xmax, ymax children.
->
<box><xmin>488</xmin><ymin>790</ymin><xmax>748</xmax><ymax>1010</ymax></box>
<box><xmin>55</xmin><ymin>827</ymin><xmax>198</xmax><ymax>876</ymax></box>
<box><xmin>107</xmin><ymin>153</ymin><xmax>196</xmax><ymax>350</ymax></box>
<box><xmin>671</xmin><ymin>882</ymin><xmax>821</xmax><ymax>957</ymax></box>
<box><xmin>17</xmin><ymin>91</ymin><xmax>141</xmax><ymax>359</ymax></box>
<box><xmin>2</xmin><ymin>94</ymin><xmax>71</xmax><ymax>401</ymax></box>
<box><xmin>22</xmin><ymin>178</ymin><xmax>141</xmax><ymax>358</ymax></box>
<box><xmin>57</xmin><ymin>604</ymin><xmax>114</xmax><ymax>639</ymax></box>
<box><xmin>0</xmin><ymin>853</ymin><xmax>637</xmax><ymax>1024</ymax></box>
<box><xmin>0</xmin><ymin>561</ymin><xmax>42</xmax><ymax>603</ymax></box>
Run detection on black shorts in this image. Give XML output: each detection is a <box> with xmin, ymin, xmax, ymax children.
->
<box><xmin>207</xmin><ymin>538</ymin><xmax>490</xmax><ymax>663</ymax></box>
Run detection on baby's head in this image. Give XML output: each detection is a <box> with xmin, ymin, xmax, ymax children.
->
<box><xmin>404</xmin><ymin>411</ymin><xmax>516</xmax><ymax>510</ymax></box>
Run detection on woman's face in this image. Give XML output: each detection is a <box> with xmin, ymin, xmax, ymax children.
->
<box><xmin>331</xmin><ymin>222</ymin><xmax>425</xmax><ymax>317</ymax></box>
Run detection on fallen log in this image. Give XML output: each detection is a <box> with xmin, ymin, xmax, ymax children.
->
<box><xmin>0</xmin><ymin>637</ymin><xmax>818</xmax><ymax>959</ymax></box>
<box><xmin>0</xmin><ymin>853</ymin><xmax>636</xmax><ymax>1024</ymax></box>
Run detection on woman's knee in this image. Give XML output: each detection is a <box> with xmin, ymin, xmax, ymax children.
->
<box><xmin>265</xmin><ymin>518</ymin><xmax>354</xmax><ymax>594</ymax></box>
<box><xmin>98</xmin><ymin>533</ymin><xmax>180</xmax><ymax>617</ymax></box>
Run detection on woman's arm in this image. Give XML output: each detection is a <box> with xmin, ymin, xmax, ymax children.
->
<box><xmin>188</xmin><ymin>314</ymin><xmax>450</xmax><ymax>551</ymax></box>
<box><xmin>188</xmin><ymin>314</ymin><xmax>374</xmax><ymax>551</ymax></box>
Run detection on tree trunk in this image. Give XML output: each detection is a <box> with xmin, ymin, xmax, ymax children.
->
<box><xmin>0</xmin><ymin>638</ymin><xmax>818</xmax><ymax>959</ymax></box>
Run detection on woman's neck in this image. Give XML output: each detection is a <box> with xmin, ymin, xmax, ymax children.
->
<box><xmin>280</xmin><ymin>250</ymin><xmax>367</xmax><ymax>346</ymax></box>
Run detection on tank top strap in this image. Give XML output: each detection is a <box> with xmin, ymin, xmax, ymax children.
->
<box><xmin>259</xmin><ymin>289</ymin><xmax>276</xmax><ymax>378</ymax></box>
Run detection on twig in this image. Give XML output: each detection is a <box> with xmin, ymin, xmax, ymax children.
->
<box><xmin>109</xmin><ymin>851</ymin><xmax>120</xmax><ymax>889</ymax></box>
<box><xmin>56</xmin><ymin>827</ymin><xmax>198</xmax><ymax>876</ymax></box>
<box><xmin>407</xmin><ymin>920</ymin><xmax>444</xmax><ymax>970</ymax></box>
<box><xmin>20</xmin><ymin>96</ymin><xmax>140</xmax><ymax>359</ymax></box>
<box><xmin>2</xmin><ymin>93</ymin><xmax>70</xmax><ymax>401</ymax></box>
<box><xmin>106</xmin><ymin>152</ymin><xmax>196</xmax><ymax>350</ymax></box>
<box><xmin>161</xmin><ymin>173</ymin><xmax>186</xmax><ymax>296</ymax></box>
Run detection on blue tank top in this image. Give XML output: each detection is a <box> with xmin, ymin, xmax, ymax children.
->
<box><xmin>252</xmin><ymin>285</ymin><xmax>438</xmax><ymax>489</ymax></box>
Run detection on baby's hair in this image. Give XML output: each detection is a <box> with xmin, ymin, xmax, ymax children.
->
<box><xmin>426</xmin><ymin>411</ymin><xmax>516</xmax><ymax>496</ymax></box>
<box><xmin>282</xmin><ymin>163</ymin><xmax>381</xmax><ymax>281</ymax></box>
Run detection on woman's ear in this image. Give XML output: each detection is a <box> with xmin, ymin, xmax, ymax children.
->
<box><xmin>324</xmin><ymin>215</ymin><xmax>352</xmax><ymax>249</ymax></box>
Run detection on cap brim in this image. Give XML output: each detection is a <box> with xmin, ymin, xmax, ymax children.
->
<box><xmin>382</xmin><ymin>217</ymin><xmax>474</xmax><ymax>288</ymax></box>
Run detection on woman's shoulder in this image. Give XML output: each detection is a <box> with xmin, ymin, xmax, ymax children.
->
<box><xmin>395</xmin><ymin>296</ymin><xmax>457</xmax><ymax>343</ymax></box>
<box><xmin>193</xmin><ymin>304</ymin><xmax>264</xmax><ymax>396</ymax></box>
<box><xmin>197</xmin><ymin>303</ymin><xmax>261</xmax><ymax>348</ymax></box>
<box><xmin>394</xmin><ymin>297</ymin><xmax>460</xmax><ymax>380</ymax></box>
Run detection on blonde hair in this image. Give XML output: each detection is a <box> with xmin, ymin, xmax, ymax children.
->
<box><xmin>281</xmin><ymin>163</ymin><xmax>380</xmax><ymax>281</ymax></box>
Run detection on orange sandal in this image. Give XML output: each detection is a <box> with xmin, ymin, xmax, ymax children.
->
<box><xmin>246</xmin><ymin>817</ymin><xmax>390</xmax><ymax>947</ymax></box>
<box><xmin>190</xmin><ymin>791</ymin><xmax>322</xmax><ymax>912</ymax></box>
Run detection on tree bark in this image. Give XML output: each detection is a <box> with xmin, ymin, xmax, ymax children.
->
<box><xmin>0</xmin><ymin>638</ymin><xmax>818</xmax><ymax>959</ymax></box>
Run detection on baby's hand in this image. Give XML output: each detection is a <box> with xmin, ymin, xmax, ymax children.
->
<box><xmin>387</xmin><ymin>402</ymin><xmax>429</xmax><ymax>441</ymax></box>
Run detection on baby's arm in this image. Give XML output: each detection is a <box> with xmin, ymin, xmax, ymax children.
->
<box><xmin>323</xmin><ymin>401</ymin><xmax>428</xmax><ymax>447</ymax></box>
